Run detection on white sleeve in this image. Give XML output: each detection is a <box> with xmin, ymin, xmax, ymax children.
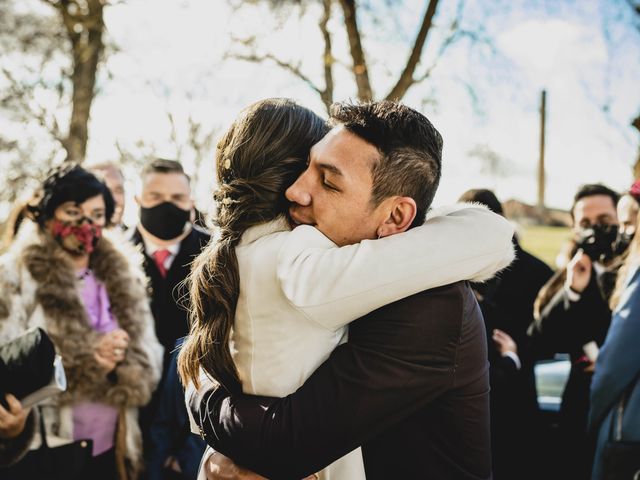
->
<box><xmin>276</xmin><ymin>202</ymin><xmax>515</xmax><ymax>331</ymax></box>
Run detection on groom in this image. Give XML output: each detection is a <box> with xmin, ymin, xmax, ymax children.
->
<box><xmin>191</xmin><ymin>100</ymin><xmax>506</xmax><ymax>479</ymax></box>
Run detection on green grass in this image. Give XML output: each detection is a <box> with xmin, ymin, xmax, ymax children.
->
<box><xmin>519</xmin><ymin>225</ymin><xmax>571</xmax><ymax>268</ymax></box>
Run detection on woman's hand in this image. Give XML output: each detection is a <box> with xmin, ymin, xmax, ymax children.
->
<box><xmin>0</xmin><ymin>394</ymin><xmax>30</xmax><ymax>440</ymax></box>
<box><xmin>94</xmin><ymin>328</ymin><xmax>130</xmax><ymax>373</ymax></box>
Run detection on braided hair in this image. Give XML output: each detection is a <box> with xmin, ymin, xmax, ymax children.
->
<box><xmin>178</xmin><ymin>99</ymin><xmax>327</xmax><ymax>392</ymax></box>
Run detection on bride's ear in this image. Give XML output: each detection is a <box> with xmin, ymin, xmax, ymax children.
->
<box><xmin>376</xmin><ymin>197</ymin><xmax>417</xmax><ymax>239</ymax></box>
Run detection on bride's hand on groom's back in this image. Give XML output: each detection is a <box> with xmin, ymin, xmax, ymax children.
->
<box><xmin>202</xmin><ymin>450</ymin><xmax>319</xmax><ymax>480</ymax></box>
<box><xmin>202</xmin><ymin>450</ymin><xmax>266</xmax><ymax>480</ymax></box>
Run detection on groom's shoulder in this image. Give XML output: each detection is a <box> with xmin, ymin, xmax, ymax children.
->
<box><xmin>352</xmin><ymin>281</ymin><xmax>479</xmax><ymax>338</ymax></box>
<box><xmin>388</xmin><ymin>281</ymin><xmax>476</xmax><ymax>317</ymax></box>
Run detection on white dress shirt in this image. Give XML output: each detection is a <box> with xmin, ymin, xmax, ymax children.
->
<box><xmin>142</xmin><ymin>237</ymin><xmax>181</xmax><ymax>271</ymax></box>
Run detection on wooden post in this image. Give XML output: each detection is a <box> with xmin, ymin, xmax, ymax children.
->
<box><xmin>538</xmin><ymin>90</ymin><xmax>546</xmax><ymax>211</ymax></box>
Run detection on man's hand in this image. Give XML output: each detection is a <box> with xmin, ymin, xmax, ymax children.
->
<box><xmin>565</xmin><ymin>249</ymin><xmax>592</xmax><ymax>293</ymax></box>
<box><xmin>492</xmin><ymin>329</ymin><xmax>517</xmax><ymax>356</ymax></box>
<box><xmin>204</xmin><ymin>451</ymin><xmax>267</xmax><ymax>480</ymax></box>
<box><xmin>0</xmin><ymin>394</ymin><xmax>30</xmax><ymax>440</ymax></box>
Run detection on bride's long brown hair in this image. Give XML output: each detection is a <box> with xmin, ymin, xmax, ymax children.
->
<box><xmin>177</xmin><ymin>98</ymin><xmax>327</xmax><ymax>392</ymax></box>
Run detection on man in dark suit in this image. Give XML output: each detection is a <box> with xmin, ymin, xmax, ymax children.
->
<box><xmin>131</xmin><ymin>159</ymin><xmax>209</xmax><ymax>478</ymax></box>
<box><xmin>190</xmin><ymin>101</ymin><xmax>512</xmax><ymax>479</ymax></box>
<box><xmin>459</xmin><ymin>189</ymin><xmax>554</xmax><ymax>480</ymax></box>
<box><xmin>131</xmin><ymin>159</ymin><xmax>210</xmax><ymax>366</ymax></box>
<box><xmin>528</xmin><ymin>184</ymin><xmax>621</xmax><ymax>480</ymax></box>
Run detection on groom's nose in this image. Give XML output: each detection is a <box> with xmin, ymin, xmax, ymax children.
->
<box><xmin>286</xmin><ymin>172</ymin><xmax>312</xmax><ymax>207</ymax></box>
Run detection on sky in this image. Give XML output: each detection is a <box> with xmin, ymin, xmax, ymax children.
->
<box><xmin>2</xmin><ymin>0</ymin><xmax>640</xmax><ymax>221</ymax></box>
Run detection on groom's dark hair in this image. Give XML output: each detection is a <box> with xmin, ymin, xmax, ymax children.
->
<box><xmin>329</xmin><ymin>100</ymin><xmax>443</xmax><ymax>228</ymax></box>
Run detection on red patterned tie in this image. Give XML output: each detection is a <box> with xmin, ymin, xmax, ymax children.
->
<box><xmin>153</xmin><ymin>249</ymin><xmax>170</xmax><ymax>278</ymax></box>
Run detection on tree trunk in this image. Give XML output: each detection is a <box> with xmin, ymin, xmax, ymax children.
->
<box><xmin>319</xmin><ymin>0</ymin><xmax>334</xmax><ymax>112</ymax></box>
<box><xmin>57</xmin><ymin>0</ymin><xmax>105</xmax><ymax>163</ymax></box>
<box><xmin>338</xmin><ymin>0</ymin><xmax>373</xmax><ymax>101</ymax></box>
<box><xmin>385</xmin><ymin>0</ymin><xmax>440</xmax><ymax>101</ymax></box>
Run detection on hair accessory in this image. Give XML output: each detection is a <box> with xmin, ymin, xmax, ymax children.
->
<box><xmin>223</xmin><ymin>159</ymin><xmax>231</xmax><ymax>169</ymax></box>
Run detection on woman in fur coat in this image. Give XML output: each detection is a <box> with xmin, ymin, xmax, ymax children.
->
<box><xmin>0</xmin><ymin>165</ymin><xmax>163</xmax><ymax>479</ymax></box>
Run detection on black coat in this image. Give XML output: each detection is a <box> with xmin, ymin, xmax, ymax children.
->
<box><xmin>473</xmin><ymin>241</ymin><xmax>553</xmax><ymax>480</ymax></box>
<box><xmin>528</xmin><ymin>263</ymin><xmax>617</xmax><ymax>479</ymax></box>
<box><xmin>194</xmin><ymin>282</ymin><xmax>492</xmax><ymax>480</ymax></box>
<box><xmin>131</xmin><ymin>225</ymin><xmax>210</xmax><ymax>463</ymax></box>
<box><xmin>131</xmin><ymin>226</ymin><xmax>210</xmax><ymax>366</ymax></box>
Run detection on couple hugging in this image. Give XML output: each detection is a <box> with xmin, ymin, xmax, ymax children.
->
<box><xmin>179</xmin><ymin>98</ymin><xmax>515</xmax><ymax>480</ymax></box>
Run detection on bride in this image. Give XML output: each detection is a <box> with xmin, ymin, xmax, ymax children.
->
<box><xmin>179</xmin><ymin>98</ymin><xmax>514</xmax><ymax>479</ymax></box>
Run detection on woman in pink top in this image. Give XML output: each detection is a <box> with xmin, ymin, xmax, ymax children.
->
<box><xmin>0</xmin><ymin>165</ymin><xmax>163</xmax><ymax>479</ymax></box>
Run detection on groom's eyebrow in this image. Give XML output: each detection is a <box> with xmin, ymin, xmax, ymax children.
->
<box><xmin>317</xmin><ymin>162</ymin><xmax>343</xmax><ymax>177</ymax></box>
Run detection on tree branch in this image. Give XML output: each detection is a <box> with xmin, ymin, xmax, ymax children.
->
<box><xmin>228</xmin><ymin>52</ymin><xmax>324</xmax><ymax>96</ymax></box>
<box><xmin>385</xmin><ymin>0</ymin><xmax>440</xmax><ymax>101</ymax></box>
<box><xmin>338</xmin><ymin>0</ymin><xmax>373</xmax><ymax>100</ymax></box>
<box><xmin>413</xmin><ymin>24</ymin><xmax>466</xmax><ymax>84</ymax></box>
<box><xmin>319</xmin><ymin>0</ymin><xmax>334</xmax><ymax>112</ymax></box>
<box><xmin>0</xmin><ymin>67</ymin><xmax>65</xmax><ymax>145</ymax></box>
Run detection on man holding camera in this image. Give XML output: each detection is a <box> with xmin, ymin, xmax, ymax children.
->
<box><xmin>529</xmin><ymin>184</ymin><xmax>622</xmax><ymax>479</ymax></box>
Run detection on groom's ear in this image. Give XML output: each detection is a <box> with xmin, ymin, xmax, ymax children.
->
<box><xmin>377</xmin><ymin>196</ymin><xmax>417</xmax><ymax>238</ymax></box>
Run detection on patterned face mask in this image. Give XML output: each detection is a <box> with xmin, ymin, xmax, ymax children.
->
<box><xmin>49</xmin><ymin>218</ymin><xmax>103</xmax><ymax>255</ymax></box>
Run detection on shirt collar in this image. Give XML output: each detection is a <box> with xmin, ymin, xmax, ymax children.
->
<box><xmin>142</xmin><ymin>235</ymin><xmax>181</xmax><ymax>258</ymax></box>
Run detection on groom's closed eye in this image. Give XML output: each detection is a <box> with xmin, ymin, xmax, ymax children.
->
<box><xmin>317</xmin><ymin>162</ymin><xmax>343</xmax><ymax>191</ymax></box>
<box><xmin>322</xmin><ymin>176</ymin><xmax>340</xmax><ymax>192</ymax></box>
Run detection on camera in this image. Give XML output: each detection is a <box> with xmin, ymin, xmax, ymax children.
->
<box><xmin>574</xmin><ymin>224</ymin><xmax>618</xmax><ymax>262</ymax></box>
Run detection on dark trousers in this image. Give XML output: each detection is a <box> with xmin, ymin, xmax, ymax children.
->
<box><xmin>83</xmin><ymin>448</ymin><xmax>118</xmax><ymax>480</ymax></box>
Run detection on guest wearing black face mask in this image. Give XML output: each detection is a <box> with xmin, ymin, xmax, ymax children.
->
<box><xmin>529</xmin><ymin>184</ymin><xmax>623</xmax><ymax>480</ymax></box>
<box><xmin>130</xmin><ymin>159</ymin><xmax>209</xmax><ymax>478</ymax></box>
<box><xmin>132</xmin><ymin>159</ymin><xmax>210</xmax><ymax>361</ymax></box>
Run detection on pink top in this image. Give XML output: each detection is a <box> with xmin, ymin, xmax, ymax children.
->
<box><xmin>72</xmin><ymin>269</ymin><xmax>119</xmax><ymax>456</ymax></box>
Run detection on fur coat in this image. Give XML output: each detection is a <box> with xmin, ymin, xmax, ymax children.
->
<box><xmin>0</xmin><ymin>220</ymin><xmax>163</xmax><ymax>478</ymax></box>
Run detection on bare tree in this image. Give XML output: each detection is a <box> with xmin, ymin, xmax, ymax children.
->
<box><xmin>47</xmin><ymin>0</ymin><xmax>107</xmax><ymax>163</ymax></box>
<box><xmin>227</xmin><ymin>0</ymin><xmax>465</xmax><ymax>112</ymax></box>
<box><xmin>1</xmin><ymin>0</ymin><xmax>110</xmax><ymax>165</ymax></box>
<box><xmin>0</xmin><ymin>0</ymin><xmax>113</xmax><ymax>211</ymax></box>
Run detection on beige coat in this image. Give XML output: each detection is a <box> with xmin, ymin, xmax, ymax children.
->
<box><xmin>0</xmin><ymin>220</ymin><xmax>163</xmax><ymax>479</ymax></box>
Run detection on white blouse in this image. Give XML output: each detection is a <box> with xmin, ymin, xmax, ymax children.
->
<box><xmin>230</xmin><ymin>203</ymin><xmax>515</xmax><ymax>480</ymax></box>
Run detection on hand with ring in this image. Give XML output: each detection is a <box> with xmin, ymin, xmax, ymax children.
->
<box><xmin>94</xmin><ymin>329</ymin><xmax>130</xmax><ymax>373</ymax></box>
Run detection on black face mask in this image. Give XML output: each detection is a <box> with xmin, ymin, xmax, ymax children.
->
<box><xmin>140</xmin><ymin>202</ymin><xmax>190</xmax><ymax>241</ymax></box>
<box><xmin>575</xmin><ymin>223</ymin><xmax>619</xmax><ymax>262</ymax></box>
<box><xmin>613</xmin><ymin>230</ymin><xmax>635</xmax><ymax>257</ymax></box>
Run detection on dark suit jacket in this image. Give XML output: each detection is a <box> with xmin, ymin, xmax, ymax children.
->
<box><xmin>472</xmin><ymin>242</ymin><xmax>553</xmax><ymax>479</ymax></box>
<box><xmin>195</xmin><ymin>281</ymin><xmax>491</xmax><ymax>480</ymax></box>
<box><xmin>131</xmin><ymin>225</ymin><xmax>210</xmax><ymax>462</ymax></box>
<box><xmin>528</xmin><ymin>267</ymin><xmax>613</xmax><ymax>434</ymax></box>
<box><xmin>527</xmin><ymin>265</ymin><xmax>616</xmax><ymax>479</ymax></box>
<box><xmin>148</xmin><ymin>338</ymin><xmax>207</xmax><ymax>480</ymax></box>
<box><xmin>131</xmin><ymin>226</ymin><xmax>210</xmax><ymax>365</ymax></box>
